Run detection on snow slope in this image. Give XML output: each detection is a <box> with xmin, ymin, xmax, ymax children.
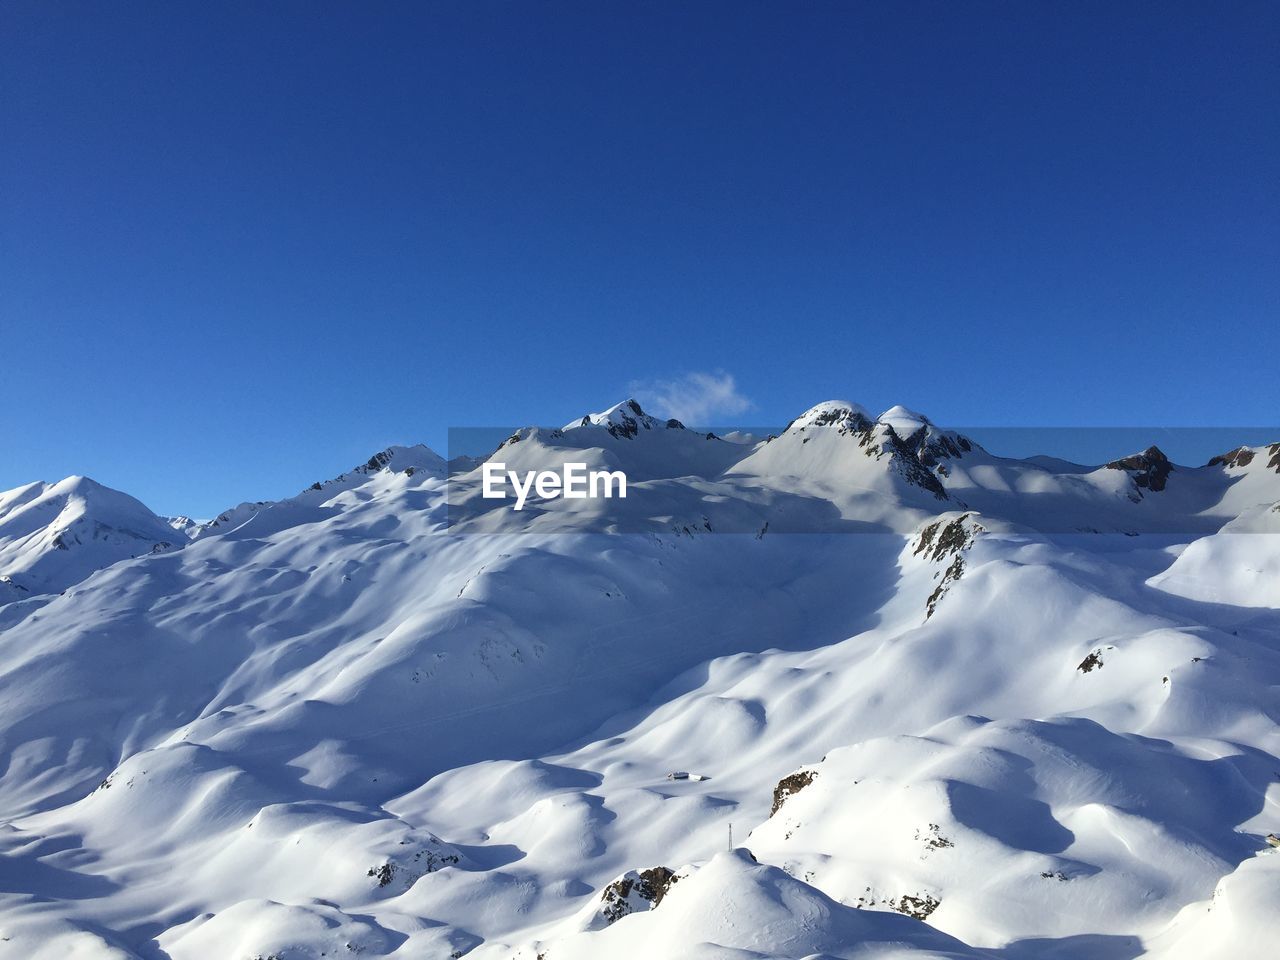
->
<box><xmin>0</xmin><ymin>476</ymin><xmax>181</xmax><ymax>605</ymax></box>
<box><xmin>0</xmin><ymin>401</ymin><xmax>1277</xmax><ymax>959</ymax></box>
<box><xmin>1149</xmin><ymin>500</ymin><xmax>1280</xmax><ymax>608</ymax></box>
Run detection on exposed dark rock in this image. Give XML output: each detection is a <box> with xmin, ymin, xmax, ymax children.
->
<box><xmin>894</xmin><ymin>893</ymin><xmax>941</xmax><ymax>920</ymax></box>
<box><xmin>881</xmin><ymin>427</ymin><xmax>950</xmax><ymax>499</ymax></box>
<box><xmin>416</xmin><ymin>848</ymin><xmax>459</xmax><ymax>871</ymax></box>
<box><xmin>788</xmin><ymin>408</ymin><xmax>956</xmax><ymax>499</ymax></box>
<box><xmin>914</xmin><ymin>515</ymin><xmax>983</xmax><ymax>618</ymax></box>
<box><xmin>901</xmin><ymin>424</ymin><xmax>974</xmax><ymax>469</ymax></box>
<box><xmin>915</xmin><ymin>823</ymin><xmax>954</xmax><ymax>850</ymax></box>
<box><xmin>599</xmin><ymin>866</ymin><xmax>680</xmax><ymax>924</ymax></box>
<box><xmin>771</xmin><ymin>770</ymin><xmax>816</xmax><ymax>816</ymax></box>
<box><xmin>856</xmin><ymin>886</ymin><xmax>941</xmax><ymax>920</ymax></box>
<box><xmin>1078</xmin><ymin>650</ymin><xmax>1104</xmax><ymax>673</ymax></box>
<box><xmin>637</xmin><ymin>866</ymin><xmax>678</xmax><ymax>906</ymax></box>
<box><xmin>366</xmin><ymin>846</ymin><xmax>459</xmax><ymax>891</ymax></box>
<box><xmin>608</xmin><ymin>415</ymin><xmax>641</xmax><ymax>440</ymax></box>
<box><xmin>1105</xmin><ymin>446</ymin><xmax>1173</xmax><ymax>493</ymax></box>
<box><xmin>914</xmin><ymin>514</ymin><xmax>978</xmax><ymax>564</ymax></box>
<box><xmin>1208</xmin><ymin>446</ymin><xmax>1256</xmax><ymax>469</ymax></box>
<box><xmin>365</xmin><ymin>450</ymin><xmax>394</xmax><ymax>472</ymax></box>
<box><xmin>783</xmin><ymin>405</ymin><xmax>875</xmax><ymax>436</ymax></box>
<box><xmin>926</xmin><ymin>558</ymin><xmax>962</xmax><ymax>618</ymax></box>
<box><xmin>493</xmin><ymin>429</ymin><xmax>530</xmax><ymax>453</ymax></box>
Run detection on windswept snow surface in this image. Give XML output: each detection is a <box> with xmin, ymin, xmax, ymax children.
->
<box><xmin>0</xmin><ymin>403</ymin><xmax>1278</xmax><ymax>959</ymax></box>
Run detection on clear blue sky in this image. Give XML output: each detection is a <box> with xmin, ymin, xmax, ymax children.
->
<box><xmin>2</xmin><ymin>2</ymin><xmax>1277</xmax><ymax>517</ymax></box>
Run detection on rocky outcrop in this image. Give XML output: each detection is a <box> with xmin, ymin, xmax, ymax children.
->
<box><xmin>881</xmin><ymin>427</ymin><xmax>951</xmax><ymax>499</ymax></box>
<box><xmin>599</xmin><ymin>866</ymin><xmax>681</xmax><ymax>924</ymax></box>
<box><xmin>367</xmin><ymin>845</ymin><xmax>461</xmax><ymax>890</ymax></box>
<box><xmin>771</xmin><ymin>770</ymin><xmax>816</xmax><ymax>816</ymax></box>
<box><xmin>1208</xmin><ymin>446</ymin><xmax>1256</xmax><ymax>469</ymax></box>
<box><xmin>1106</xmin><ymin>446</ymin><xmax>1173</xmax><ymax>493</ymax></box>
<box><xmin>783</xmin><ymin>404</ymin><xmax>956</xmax><ymax>499</ymax></box>
<box><xmin>568</xmin><ymin>399</ymin><xmax>688</xmax><ymax>440</ymax></box>
<box><xmin>913</xmin><ymin>513</ymin><xmax>984</xmax><ymax>618</ymax></box>
<box><xmin>1078</xmin><ymin>649</ymin><xmax>1105</xmax><ymax>673</ymax></box>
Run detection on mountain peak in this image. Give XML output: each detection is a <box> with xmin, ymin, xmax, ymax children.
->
<box><xmin>0</xmin><ymin>475</ymin><xmax>178</xmax><ymax>603</ymax></box>
<box><xmin>565</xmin><ymin>399</ymin><xmax>686</xmax><ymax>438</ymax></box>
<box><xmin>353</xmin><ymin>444</ymin><xmax>445</xmax><ymax>477</ymax></box>
<box><xmin>877</xmin><ymin>404</ymin><xmax>932</xmax><ymax>437</ymax></box>
<box><xmin>1105</xmin><ymin>445</ymin><xmax>1173</xmax><ymax>493</ymax></box>
<box><xmin>788</xmin><ymin>400</ymin><xmax>873</xmax><ymax>430</ymax></box>
<box><xmin>49</xmin><ymin>475</ymin><xmax>105</xmax><ymax>497</ymax></box>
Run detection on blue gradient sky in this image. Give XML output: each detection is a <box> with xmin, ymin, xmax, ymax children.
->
<box><xmin>2</xmin><ymin>2</ymin><xmax>1277</xmax><ymax>517</ymax></box>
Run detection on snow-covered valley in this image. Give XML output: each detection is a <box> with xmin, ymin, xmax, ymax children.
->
<box><xmin>1</xmin><ymin>401</ymin><xmax>1277</xmax><ymax>959</ymax></box>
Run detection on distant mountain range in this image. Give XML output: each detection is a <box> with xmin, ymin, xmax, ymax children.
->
<box><xmin>1</xmin><ymin>399</ymin><xmax>1277</xmax><ymax>959</ymax></box>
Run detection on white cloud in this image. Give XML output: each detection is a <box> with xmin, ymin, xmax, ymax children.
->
<box><xmin>629</xmin><ymin>371</ymin><xmax>753</xmax><ymax>426</ymax></box>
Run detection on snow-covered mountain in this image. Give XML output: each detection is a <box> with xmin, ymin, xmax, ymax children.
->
<box><xmin>0</xmin><ymin>401</ymin><xmax>1277</xmax><ymax>959</ymax></box>
<box><xmin>0</xmin><ymin>476</ymin><xmax>182</xmax><ymax>606</ymax></box>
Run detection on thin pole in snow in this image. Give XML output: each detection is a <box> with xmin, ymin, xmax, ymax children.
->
<box><xmin>728</xmin><ymin>822</ymin><xmax>732</xmax><ymax>851</ymax></box>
